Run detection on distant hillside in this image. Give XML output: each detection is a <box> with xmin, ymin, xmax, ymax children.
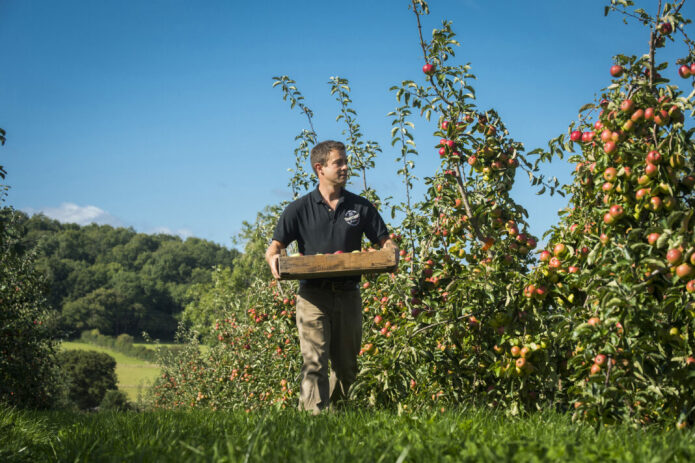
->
<box><xmin>15</xmin><ymin>212</ymin><xmax>240</xmax><ymax>340</ymax></box>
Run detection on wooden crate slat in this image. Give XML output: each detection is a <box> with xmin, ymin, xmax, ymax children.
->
<box><xmin>278</xmin><ymin>248</ymin><xmax>397</xmax><ymax>280</ymax></box>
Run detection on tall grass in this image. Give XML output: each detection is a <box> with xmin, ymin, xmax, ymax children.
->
<box><xmin>2</xmin><ymin>405</ymin><xmax>694</xmax><ymax>462</ymax></box>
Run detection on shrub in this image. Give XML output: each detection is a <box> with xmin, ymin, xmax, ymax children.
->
<box><xmin>58</xmin><ymin>350</ymin><xmax>117</xmax><ymax>410</ymax></box>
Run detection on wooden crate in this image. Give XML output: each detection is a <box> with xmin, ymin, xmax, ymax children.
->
<box><xmin>278</xmin><ymin>248</ymin><xmax>398</xmax><ymax>280</ymax></box>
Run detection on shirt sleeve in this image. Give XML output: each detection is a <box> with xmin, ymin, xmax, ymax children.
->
<box><xmin>363</xmin><ymin>203</ymin><xmax>390</xmax><ymax>245</ymax></box>
<box><xmin>272</xmin><ymin>203</ymin><xmax>298</xmax><ymax>246</ymax></box>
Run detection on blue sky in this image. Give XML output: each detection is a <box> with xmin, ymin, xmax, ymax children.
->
<box><xmin>1</xmin><ymin>0</ymin><xmax>692</xmax><ymax>248</ymax></box>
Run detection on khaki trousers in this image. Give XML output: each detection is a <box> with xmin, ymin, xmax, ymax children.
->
<box><xmin>295</xmin><ymin>286</ymin><xmax>362</xmax><ymax>413</ymax></box>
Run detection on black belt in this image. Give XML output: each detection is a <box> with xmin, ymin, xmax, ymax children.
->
<box><xmin>300</xmin><ymin>279</ymin><xmax>359</xmax><ymax>291</ymax></box>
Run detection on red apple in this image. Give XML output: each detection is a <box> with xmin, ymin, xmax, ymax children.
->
<box><xmin>570</xmin><ymin>130</ymin><xmax>582</xmax><ymax>142</ymax></box>
<box><xmin>610</xmin><ymin>65</ymin><xmax>624</xmax><ymax>77</ymax></box>
<box><xmin>679</xmin><ymin>65</ymin><xmax>691</xmax><ymax>79</ymax></box>
<box><xmin>631</xmin><ymin>109</ymin><xmax>645</xmax><ymax>122</ymax></box>
<box><xmin>645</xmin><ymin>107</ymin><xmax>655</xmax><ymax>120</ymax></box>
<box><xmin>686</xmin><ymin>280</ymin><xmax>695</xmax><ymax>293</ymax></box>
<box><xmin>676</xmin><ymin>263</ymin><xmax>693</xmax><ymax>279</ymax></box>
<box><xmin>667</xmin><ymin>248</ymin><xmax>683</xmax><ymax>265</ymax></box>
<box><xmin>646</xmin><ymin>150</ymin><xmax>662</xmax><ymax>164</ymax></box>
<box><xmin>594</xmin><ymin>354</ymin><xmax>607</xmax><ymax>366</ymax></box>
<box><xmin>660</xmin><ymin>22</ymin><xmax>673</xmax><ymax>34</ymax></box>
<box><xmin>620</xmin><ymin>99</ymin><xmax>635</xmax><ymax>113</ymax></box>
<box><xmin>581</xmin><ymin>131</ymin><xmax>595</xmax><ymax>142</ymax></box>
<box><xmin>650</xmin><ymin>196</ymin><xmax>663</xmax><ymax>211</ymax></box>
<box><xmin>603</xmin><ymin>167</ymin><xmax>618</xmax><ymax>181</ymax></box>
<box><xmin>422</xmin><ymin>63</ymin><xmax>435</xmax><ymax>75</ymax></box>
<box><xmin>647</xmin><ymin>232</ymin><xmax>660</xmax><ymax>245</ymax></box>
<box><xmin>604</xmin><ymin>141</ymin><xmax>617</xmax><ymax>154</ymax></box>
<box><xmin>553</xmin><ymin>243</ymin><xmax>567</xmax><ymax>257</ymax></box>
<box><xmin>645</xmin><ymin>162</ymin><xmax>658</xmax><ymax>177</ymax></box>
<box><xmin>539</xmin><ymin>250</ymin><xmax>551</xmax><ymax>262</ymax></box>
<box><xmin>609</xmin><ymin>204</ymin><xmax>624</xmax><ymax>218</ymax></box>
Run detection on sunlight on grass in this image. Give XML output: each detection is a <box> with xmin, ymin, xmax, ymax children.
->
<box><xmin>60</xmin><ymin>341</ymin><xmax>160</xmax><ymax>401</ymax></box>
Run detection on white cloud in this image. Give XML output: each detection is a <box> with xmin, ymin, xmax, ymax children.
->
<box><xmin>25</xmin><ymin>203</ymin><xmax>194</xmax><ymax>240</ymax></box>
<box><xmin>149</xmin><ymin>226</ymin><xmax>193</xmax><ymax>240</ymax></box>
<box><xmin>31</xmin><ymin>202</ymin><xmax>123</xmax><ymax>227</ymax></box>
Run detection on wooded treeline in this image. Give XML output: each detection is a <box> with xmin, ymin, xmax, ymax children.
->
<box><xmin>14</xmin><ymin>212</ymin><xmax>240</xmax><ymax>340</ymax></box>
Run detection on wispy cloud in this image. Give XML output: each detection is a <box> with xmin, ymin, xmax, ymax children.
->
<box><xmin>149</xmin><ymin>226</ymin><xmax>193</xmax><ymax>240</ymax></box>
<box><xmin>27</xmin><ymin>202</ymin><xmax>123</xmax><ymax>227</ymax></box>
<box><xmin>25</xmin><ymin>203</ymin><xmax>195</xmax><ymax>240</ymax></box>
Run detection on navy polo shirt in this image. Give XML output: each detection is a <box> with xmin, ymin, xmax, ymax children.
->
<box><xmin>272</xmin><ymin>188</ymin><xmax>389</xmax><ymax>281</ymax></box>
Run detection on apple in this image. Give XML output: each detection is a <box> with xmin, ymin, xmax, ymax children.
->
<box><xmin>549</xmin><ymin>257</ymin><xmax>561</xmax><ymax>269</ymax></box>
<box><xmin>604</xmin><ymin>141</ymin><xmax>617</xmax><ymax>154</ymax></box>
<box><xmin>590</xmin><ymin>364</ymin><xmax>601</xmax><ymax>375</ymax></box>
<box><xmin>691</xmin><ymin>63</ymin><xmax>695</xmax><ymax>75</ymax></box>
<box><xmin>645</xmin><ymin>163</ymin><xmax>658</xmax><ymax>177</ymax></box>
<box><xmin>600</xmin><ymin>233</ymin><xmax>610</xmax><ymax>244</ymax></box>
<box><xmin>646</xmin><ymin>150</ymin><xmax>662</xmax><ymax>164</ymax></box>
<box><xmin>374</xmin><ymin>315</ymin><xmax>382</xmax><ymax>325</ymax></box>
<box><xmin>620</xmin><ymin>99</ymin><xmax>634</xmax><ymax>113</ymax></box>
<box><xmin>659</xmin><ymin>22</ymin><xmax>673</xmax><ymax>34</ymax></box>
<box><xmin>686</xmin><ymin>280</ymin><xmax>695</xmax><ymax>293</ymax></box>
<box><xmin>676</xmin><ymin>263</ymin><xmax>693</xmax><ymax>279</ymax></box>
<box><xmin>679</xmin><ymin>65</ymin><xmax>691</xmax><ymax>78</ymax></box>
<box><xmin>553</xmin><ymin>243</ymin><xmax>567</xmax><ymax>257</ymax></box>
<box><xmin>594</xmin><ymin>121</ymin><xmax>603</xmax><ymax>131</ymax></box>
<box><xmin>441</xmin><ymin>120</ymin><xmax>450</xmax><ymax>130</ymax></box>
<box><xmin>635</xmin><ymin>188</ymin><xmax>650</xmax><ymax>200</ymax></box>
<box><xmin>666</xmin><ymin>248</ymin><xmax>683</xmax><ymax>265</ymax></box>
<box><xmin>422</xmin><ymin>63</ymin><xmax>435</xmax><ymax>75</ymax></box>
<box><xmin>539</xmin><ymin>250</ymin><xmax>551</xmax><ymax>262</ymax></box>
<box><xmin>654</xmin><ymin>109</ymin><xmax>669</xmax><ymax>126</ymax></box>
<box><xmin>650</xmin><ymin>196</ymin><xmax>663</xmax><ymax>211</ymax></box>
<box><xmin>515</xmin><ymin>357</ymin><xmax>527</xmax><ymax>369</ymax></box>
<box><xmin>609</xmin><ymin>204</ymin><xmax>624</xmax><ymax>218</ymax></box>
<box><xmin>600</xmin><ymin>129</ymin><xmax>613</xmax><ymax>143</ymax></box>
<box><xmin>610</xmin><ymin>65</ymin><xmax>624</xmax><ymax>77</ymax></box>
<box><xmin>647</xmin><ymin>232</ymin><xmax>660</xmax><ymax>245</ymax></box>
<box><xmin>581</xmin><ymin>131</ymin><xmax>595</xmax><ymax>142</ymax></box>
<box><xmin>645</xmin><ymin>107</ymin><xmax>655</xmax><ymax>120</ymax></box>
<box><xmin>588</xmin><ymin>317</ymin><xmax>600</xmax><ymax>326</ymax></box>
<box><xmin>520</xmin><ymin>346</ymin><xmax>530</xmax><ymax>358</ymax></box>
<box><xmin>603</xmin><ymin>212</ymin><xmax>615</xmax><ymax>225</ymax></box>
<box><xmin>594</xmin><ymin>354</ymin><xmax>607</xmax><ymax>366</ymax></box>
<box><xmin>568</xmin><ymin>266</ymin><xmax>579</xmax><ymax>274</ymax></box>
<box><xmin>570</xmin><ymin>130</ymin><xmax>582</xmax><ymax>142</ymax></box>
<box><xmin>603</xmin><ymin>167</ymin><xmax>618</xmax><ymax>181</ymax></box>
<box><xmin>510</xmin><ymin>346</ymin><xmax>521</xmax><ymax>357</ymax></box>
<box><xmin>467</xmin><ymin>155</ymin><xmax>478</xmax><ymax>166</ymax></box>
<box><xmin>631</xmin><ymin>109</ymin><xmax>645</xmax><ymax>122</ymax></box>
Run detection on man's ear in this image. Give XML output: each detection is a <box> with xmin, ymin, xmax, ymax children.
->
<box><xmin>314</xmin><ymin>163</ymin><xmax>323</xmax><ymax>176</ymax></box>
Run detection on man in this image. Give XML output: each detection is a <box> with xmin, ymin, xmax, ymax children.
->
<box><xmin>265</xmin><ymin>140</ymin><xmax>396</xmax><ymax>413</ymax></box>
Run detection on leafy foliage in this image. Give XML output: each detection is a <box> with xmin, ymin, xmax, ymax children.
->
<box><xmin>58</xmin><ymin>349</ymin><xmax>118</xmax><ymax>410</ymax></box>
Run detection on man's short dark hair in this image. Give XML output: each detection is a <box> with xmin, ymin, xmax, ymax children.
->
<box><xmin>310</xmin><ymin>141</ymin><xmax>346</xmax><ymax>175</ymax></box>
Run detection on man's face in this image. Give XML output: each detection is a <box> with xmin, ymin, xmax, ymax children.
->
<box><xmin>317</xmin><ymin>150</ymin><xmax>348</xmax><ymax>187</ymax></box>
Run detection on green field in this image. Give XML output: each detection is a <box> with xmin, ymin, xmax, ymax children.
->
<box><xmin>60</xmin><ymin>341</ymin><xmax>160</xmax><ymax>401</ymax></box>
<box><xmin>3</xmin><ymin>406</ymin><xmax>694</xmax><ymax>462</ymax></box>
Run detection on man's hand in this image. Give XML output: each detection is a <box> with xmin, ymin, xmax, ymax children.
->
<box><xmin>379</xmin><ymin>237</ymin><xmax>400</xmax><ymax>265</ymax></box>
<box><xmin>265</xmin><ymin>240</ymin><xmax>285</xmax><ymax>280</ymax></box>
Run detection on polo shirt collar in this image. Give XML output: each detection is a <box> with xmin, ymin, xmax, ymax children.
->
<box><xmin>311</xmin><ymin>187</ymin><xmax>346</xmax><ymax>206</ymax></box>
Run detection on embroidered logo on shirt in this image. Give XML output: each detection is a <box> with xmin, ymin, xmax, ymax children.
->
<box><xmin>344</xmin><ymin>210</ymin><xmax>360</xmax><ymax>226</ymax></box>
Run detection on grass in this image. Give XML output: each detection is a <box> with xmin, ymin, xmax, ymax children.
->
<box><xmin>133</xmin><ymin>342</ymin><xmax>209</xmax><ymax>353</ymax></box>
<box><xmin>59</xmin><ymin>341</ymin><xmax>160</xmax><ymax>402</ymax></box>
<box><xmin>2</xmin><ymin>406</ymin><xmax>694</xmax><ymax>462</ymax></box>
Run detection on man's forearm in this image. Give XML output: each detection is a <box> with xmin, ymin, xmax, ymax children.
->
<box><xmin>265</xmin><ymin>240</ymin><xmax>285</xmax><ymax>279</ymax></box>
